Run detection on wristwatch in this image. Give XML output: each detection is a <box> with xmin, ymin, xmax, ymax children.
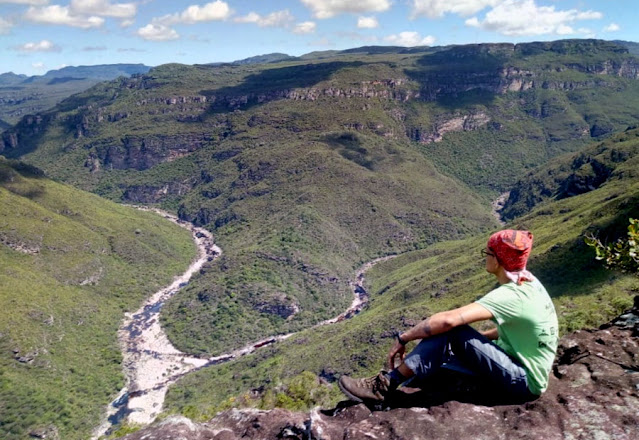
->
<box><xmin>394</xmin><ymin>331</ymin><xmax>407</xmax><ymax>346</ymax></box>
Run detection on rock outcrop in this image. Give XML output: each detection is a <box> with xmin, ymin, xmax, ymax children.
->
<box><xmin>116</xmin><ymin>298</ymin><xmax>639</xmax><ymax>440</ymax></box>
<box><xmin>408</xmin><ymin>111</ymin><xmax>492</xmax><ymax>144</ymax></box>
<box><xmin>84</xmin><ymin>133</ymin><xmax>216</xmax><ymax>171</ymax></box>
<box><xmin>0</xmin><ymin>114</ymin><xmax>49</xmax><ymax>154</ymax></box>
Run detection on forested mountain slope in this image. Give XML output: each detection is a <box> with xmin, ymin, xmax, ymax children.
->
<box><xmin>501</xmin><ymin>127</ymin><xmax>639</xmax><ymax>220</ymax></box>
<box><xmin>0</xmin><ymin>158</ymin><xmax>195</xmax><ymax>440</ymax></box>
<box><xmin>3</xmin><ymin>39</ymin><xmax>639</xmax><ymax>356</ymax></box>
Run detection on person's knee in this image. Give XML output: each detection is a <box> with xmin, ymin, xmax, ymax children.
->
<box><xmin>448</xmin><ymin>324</ymin><xmax>474</xmax><ymax>342</ymax></box>
<box><xmin>448</xmin><ymin>325</ymin><xmax>483</xmax><ymax>352</ymax></box>
<box><xmin>402</xmin><ymin>333</ymin><xmax>450</xmax><ymax>377</ymax></box>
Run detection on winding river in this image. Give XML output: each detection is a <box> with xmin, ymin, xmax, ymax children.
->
<box><xmin>92</xmin><ymin>209</ymin><xmax>394</xmax><ymax>438</ymax></box>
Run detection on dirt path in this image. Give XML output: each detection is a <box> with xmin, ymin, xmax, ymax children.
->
<box><xmin>92</xmin><ymin>208</ymin><xmax>394</xmax><ymax>438</ymax></box>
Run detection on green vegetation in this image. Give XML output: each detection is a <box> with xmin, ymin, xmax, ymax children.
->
<box><xmin>586</xmin><ymin>218</ymin><xmax>639</xmax><ymax>273</ymax></box>
<box><xmin>173</xmin><ymin>371</ymin><xmax>340</xmax><ymax>422</ymax></box>
<box><xmin>164</xmin><ymin>125</ymin><xmax>639</xmax><ymax>418</ymax></box>
<box><xmin>501</xmin><ymin>127</ymin><xmax>639</xmax><ymax>219</ymax></box>
<box><xmin>0</xmin><ymin>78</ymin><xmax>100</xmax><ymax>126</ymax></box>
<box><xmin>3</xmin><ymin>40</ymin><xmax>639</xmax><ymax>429</ymax></box>
<box><xmin>0</xmin><ymin>157</ymin><xmax>196</xmax><ymax>440</ymax></box>
<box><xmin>6</xmin><ymin>40</ymin><xmax>639</xmax><ymax>358</ymax></box>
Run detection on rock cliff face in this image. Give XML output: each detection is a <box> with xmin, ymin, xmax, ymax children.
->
<box><xmin>84</xmin><ymin>133</ymin><xmax>216</xmax><ymax>171</ymax></box>
<box><xmin>210</xmin><ymin>79</ymin><xmax>418</xmax><ymax>110</ymax></box>
<box><xmin>116</xmin><ymin>298</ymin><xmax>639</xmax><ymax>440</ymax></box>
<box><xmin>0</xmin><ymin>114</ymin><xmax>49</xmax><ymax>154</ymax></box>
<box><xmin>4</xmin><ymin>41</ymin><xmax>639</xmax><ymax>172</ymax></box>
<box><xmin>407</xmin><ymin>111</ymin><xmax>492</xmax><ymax>144</ymax></box>
<box><xmin>122</xmin><ymin>181</ymin><xmax>196</xmax><ymax>203</ymax></box>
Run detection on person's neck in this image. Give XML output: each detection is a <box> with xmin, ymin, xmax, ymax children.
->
<box><xmin>495</xmin><ymin>267</ymin><xmax>511</xmax><ymax>285</ymax></box>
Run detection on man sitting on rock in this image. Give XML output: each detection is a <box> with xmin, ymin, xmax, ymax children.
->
<box><xmin>339</xmin><ymin>230</ymin><xmax>559</xmax><ymax>404</ymax></box>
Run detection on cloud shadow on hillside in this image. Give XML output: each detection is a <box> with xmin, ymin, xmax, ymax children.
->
<box><xmin>403</xmin><ymin>46</ymin><xmax>509</xmax><ymax>110</ymax></box>
<box><xmin>200</xmin><ymin>61</ymin><xmax>365</xmax><ymax>114</ymax></box>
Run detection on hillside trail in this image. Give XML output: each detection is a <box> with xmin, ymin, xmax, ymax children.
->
<box><xmin>92</xmin><ymin>208</ymin><xmax>394</xmax><ymax>438</ymax></box>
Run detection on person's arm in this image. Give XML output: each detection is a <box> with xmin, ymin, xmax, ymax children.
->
<box><xmin>481</xmin><ymin>327</ymin><xmax>499</xmax><ymax>340</ymax></box>
<box><xmin>387</xmin><ymin>303</ymin><xmax>493</xmax><ymax>369</ymax></box>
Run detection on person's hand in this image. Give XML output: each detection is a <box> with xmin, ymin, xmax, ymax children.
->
<box><xmin>387</xmin><ymin>340</ymin><xmax>406</xmax><ymax>370</ymax></box>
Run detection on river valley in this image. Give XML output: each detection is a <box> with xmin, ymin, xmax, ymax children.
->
<box><xmin>92</xmin><ymin>209</ymin><xmax>394</xmax><ymax>438</ymax></box>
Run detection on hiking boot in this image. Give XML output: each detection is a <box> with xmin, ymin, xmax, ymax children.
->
<box><xmin>338</xmin><ymin>371</ymin><xmax>391</xmax><ymax>402</ymax></box>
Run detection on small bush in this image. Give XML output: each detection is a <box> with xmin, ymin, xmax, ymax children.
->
<box><xmin>586</xmin><ymin>218</ymin><xmax>639</xmax><ymax>274</ymax></box>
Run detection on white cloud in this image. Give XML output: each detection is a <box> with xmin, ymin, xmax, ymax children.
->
<box><xmin>137</xmin><ymin>23</ymin><xmax>179</xmax><ymax>41</ymax></box>
<box><xmin>32</xmin><ymin>62</ymin><xmax>45</xmax><ymax>70</ymax></box>
<box><xmin>0</xmin><ymin>17</ymin><xmax>13</xmax><ymax>34</ymax></box>
<box><xmin>604</xmin><ymin>23</ymin><xmax>620</xmax><ymax>32</ymax></box>
<box><xmin>233</xmin><ymin>10</ymin><xmax>295</xmax><ymax>28</ymax></box>
<box><xmin>384</xmin><ymin>31</ymin><xmax>435</xmax><ymax>46</ymax></box>
<box><xmin>24</xmin><ymin>5</ymin><xmax>105</xmax><ymax>28</ymax></box>
<box><xmin>0</xmin><ymin>1</ymin><xmax>49</xmax><ymax>5</ymax></box>
<box><xmin>301</xmin><ymin>0</ymin><xmax>391</xmax><ymax>19</ymax></box>
<box><xmin>293</xmin><ymin>21</ymin><xmax>316</xmax><ymax>34</ymax></box>
<box><xmin>234</xmin><ymin>12</ymin><xmax>260</xmax><ymax>24</ymax></box>
<box><xmin>157</xmin><ymin>1</ymin><xmax>231</xmax><ymax>25</ymax></box>
<box><xmin>357</xmin><ymin>16</ymin><xmax>378</xmax><ymax>29</ymax></box>
<box><xmin>69</xmin><ymin>0</ymin><xmax>136</xmax><ymax>18</ymax></box>
<box><xmin>411</xmin><ymin>0</ymin><xmax>500</xmax><ymax>19</ymax></box>
<box><xmin>16</xmin><ymin>39</ymin><xmax>61</xmax><ymax>52</ymax></box>
<box><xmin>465</xmin><ymin>16</ymin><xmax>480</xmax><ymax>27</ymax></box>
<box><xmin>556</xmin><ymin>24</ymin><xmax>574</xmax><ymax>35</ymax></box>
<box><xmin>465</xmin><ymin>0</ymin><xmax>602</xmax><ymax>36</ymax></box>
<box><xmin>256</xmin><ymin>10</ymin><xmax>294</xmax><ymax>27</ymax></box>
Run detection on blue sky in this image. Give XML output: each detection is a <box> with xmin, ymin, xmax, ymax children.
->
<box><xmin>1</xmin><ymin>0</ymin><xmax>636</xmax><ymax>76</ymax></box>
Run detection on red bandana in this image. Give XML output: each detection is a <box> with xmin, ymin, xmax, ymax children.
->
<box><xmin>487</xmin><ymin>230</ymin><xmax>533</xmax><ymax>272</ymax></box>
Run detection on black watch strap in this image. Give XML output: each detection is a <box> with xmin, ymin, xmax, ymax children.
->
<box><xmin>395</xmin><ymin>331</ymin><xmax>407</xmax><ymax>346</ymax></box>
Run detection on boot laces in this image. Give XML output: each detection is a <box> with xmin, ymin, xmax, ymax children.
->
<box><xmin>360</xmin><ymin>373</ymin><xmax>388</xmax><ymax>393</ymax></box>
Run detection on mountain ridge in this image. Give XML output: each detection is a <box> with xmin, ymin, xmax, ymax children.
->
<box><xmin>3</xmin><ymin>39</ymin><xmax>639</xmax><ymax>357</ymax></box>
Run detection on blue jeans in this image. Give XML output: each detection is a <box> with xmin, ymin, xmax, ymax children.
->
<box><xmin>402</xmin><ymin>325</ymin><xmax>538</xmax><ymax>402</ymax></box>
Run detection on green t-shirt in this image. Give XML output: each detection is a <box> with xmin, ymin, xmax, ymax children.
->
<box><xmin>476</xmin><ymin>277</ymin><xmax>558</xmax><ymax>395</ymax></box>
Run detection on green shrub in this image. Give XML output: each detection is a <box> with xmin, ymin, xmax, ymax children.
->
<box><xmin>586</xmin><ymin>218</ymin><xmax>639</xmax><ymax>273</ymax></box>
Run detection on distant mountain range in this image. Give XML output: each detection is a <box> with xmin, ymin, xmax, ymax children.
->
<box><xmin>0</xmin><ymin>64</ymin><xmax>152</xmax><ymax>127</ymax></box>
<box><xmin>0</xmin><ymin>63</ymin><xmax>152</xmax><ymax>85</ymax></box>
